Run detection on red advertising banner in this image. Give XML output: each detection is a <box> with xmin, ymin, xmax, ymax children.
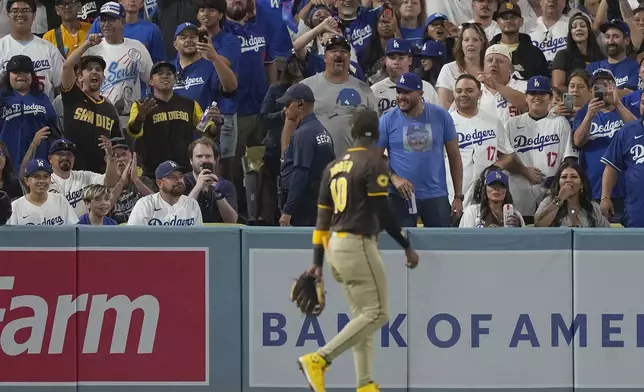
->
<box><xmin>0</xmin><ymin>249</ymin><xmax>208</xmax><ymax>385</ymax></box>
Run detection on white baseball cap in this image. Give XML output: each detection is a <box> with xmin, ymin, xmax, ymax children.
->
<box><xmin>485</xmin><ymin>44</ymin><xmax>512</xmax><ymax>61</ymax></box>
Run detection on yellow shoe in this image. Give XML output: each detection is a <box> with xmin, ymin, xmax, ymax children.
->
<box><xmin>297</xmin><ymin>352</ymin><xmax>328</xmax><ymax>392</ymax></box>
<box><xmin>357</xmin><ymin>382</ymin><xmax>380</xmax><ymax>392</ymax></box>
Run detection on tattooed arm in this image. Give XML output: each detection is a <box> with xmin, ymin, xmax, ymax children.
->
<box><xmin>618</xmin><ymin>0</ymin><xmax>643</xmax><ymax>50</ymax></box>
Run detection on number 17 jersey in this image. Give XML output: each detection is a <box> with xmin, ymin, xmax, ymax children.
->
<box><xmin>317</xmin><ymin>147</ymin><xmax>390</xmax><ymax>236</ymax></box>
<box><xmin>505</xmin><ymin>112</ymin><xmax>578</xmax><ymax>216</ymax></box>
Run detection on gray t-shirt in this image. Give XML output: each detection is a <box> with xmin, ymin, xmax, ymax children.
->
<box><xmin>301</xmin><ymin>73</ymin><xmax>378</xmax><ymax>158</ymax></box>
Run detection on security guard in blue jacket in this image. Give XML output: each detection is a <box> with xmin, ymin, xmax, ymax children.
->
<box><xmin>279</xmin><ymin>83</ymin><xmax>335</xmax><ymax>226</ymax></box>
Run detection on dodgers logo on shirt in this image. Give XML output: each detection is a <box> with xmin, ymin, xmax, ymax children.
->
<box><xmin>349</xmin><ymin>25</ymin><xmax>372</xmax><ymax>47</ymax></box>
<box><xmin>631</xmin><ymin>144</ymin><xmax>644</xmax><ymax>164</ymax></box>
<box><xmin>64</xmin><ymin>189</ymin><xmax>84</xmax><ymax>208</ymax></box>
<box><xmin>513</xmin><ymin>133</ymin><xmax>561</xmax><ymax>153</ymax></box>
<box><xmin>458</xmin><ymin>129</ymin><xmax>496</xmax><ymax>149</ymax></box>
<box><xmin>2</xmin><ymin>103</ymin><xmax>47</xmax><ymax>121</ymax></box>
<box><xmin>532</xmin><ymin>36</ymin><xmax>567</xmax><ymax>54</ymax></box>
<box><xmin>149</xmin><ymin>216</ymin><xmax>196</xmax><ymax>226</ymax></box>
<box><xmin>403</xmin><ymin>124</ymin><xmax>432</xmax><ymax>152</ymax></box>
<box><xmin>175</xmin><ymin>76</ymin><xmax>205</xmax><ymax>90</ymax></box>
<box><xmin>336</xmin><ymin>88</ymin><xmax>361</xmax><ymax>107</ymax></box>
<box><xmin>26</xmin><ymin>216</ymin><xmax>64</xmax><ymax>225</ymax></box>
<box><xmin>614</xmin><ymin>76</ymin><xmax>629</xmax><ymax>87</ymax></box>
<box><xmin>240</xmin><ymin>35</ymin><xmax>266</xmax><ymax>53</ymax></box>
<box><xmin>590</xmin><ymin>119</ymin><xmax>624</xmax><ymax>140</ymax></box>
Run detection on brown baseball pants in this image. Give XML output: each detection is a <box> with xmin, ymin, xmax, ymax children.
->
<box><xmin>317</xmin><ymin>232</ymin><xmax>389</xmax><ymax>387</ymax></box>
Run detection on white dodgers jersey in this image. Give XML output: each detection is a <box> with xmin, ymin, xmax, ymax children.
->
<box><xmin>479</xmin><ymin>78</ymin><xmax>527</xmax><ymax>128</ymax></box>
<box><xmin>528</xmin><ymin>16</ymin><xmax>569</xmax><ymax>64</ymax></box>
<box><xmin>505</xmin><ymin>112</ymin><xmax>578</xmax><ymax>216</ymax></box>
<box><xmin>448</xmin><ymin>109</ymin><xmax>514</xmax><ymax>207</ymax></box>
<box><xmin>127</xmin><ymin>193</ymin><xmax>203</xmax><ymax>226</ymax></box>
<box><xmin>7</xmin><ymin>193</ymin><xmax>79</xmax><ymax>225</ymax></box>
<box><xmin>49</xmin><ymin>170</ymin><xmax>105</xmax><ymax>217</ymax></box>
<box><xmin>0</xmin><ymin>34</ymin><xmax>64</xmax><ymax>99</ymax></box>
<box><xmin>371</xmin><ymin>77</ymin><xmax>438</xmax><ymax>115</ymax></box>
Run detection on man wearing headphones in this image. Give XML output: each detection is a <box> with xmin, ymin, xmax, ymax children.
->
<box><xmin>278</xmin><ymin>83</ymin><xmax>336</xmax><ymax>226</ymax></box>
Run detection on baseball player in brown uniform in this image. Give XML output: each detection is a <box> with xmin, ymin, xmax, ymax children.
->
<box><xmin>297</xmin><ymin>108</ymin><xmax>419</xmax><ymax>392</ymax></box>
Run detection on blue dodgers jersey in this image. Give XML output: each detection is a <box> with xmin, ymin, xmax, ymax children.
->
<box><xmin>89</xmin><ymin>19</ymin><xmax>166</xmax><ymax>63</ymax></box>
<box><xmin>173</xmin><ymin>58</ymin><xmax>235</xmax><ymax>115</ymax></box>
<box><xmin>586</xmin><ymin>58</ymin><xmax>640</xmax><ymax>90</ymax></box>
<box><xmin>601</xmin><ymin>120</ymin><xmax>644</xmax><ymax>227</ymax></box>
<box><xmin>0</xmin><ymin>92</ymin><xmax>58</xmax><ymax>175</ymax></box>
<box><xmin>573</xmin><ymin>104</ymin><xmax>626</xmax><ymax>199</ymax></box>
<box><xmin>622</xmin><ymin>89</ymin><xmax>642</xmax><ymax>118</ymax></box>
<box><xmin>377</xmin><ymin>103</ymin><xmax>457</xmax><ymax>199</ymax></box>
<box><xmin>255</xmin><ymin>0</ymin><xmax>293</xmax><ymax>58</ymax></box>
<box><xmin>342</xmin><ymin>6</ymin><xmax>380</xmax><ymax>53</ymax></box>
<box><xmin>224</xmin><ymin>19</ymin><xmax>272</xmax><ymax>116</ymax></box>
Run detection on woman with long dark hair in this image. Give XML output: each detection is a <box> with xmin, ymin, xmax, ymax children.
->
<box><xmin>0</xmin><ymin>55</ymin><xmax>60</xmax><ymax>176</ymax></box>
<box><xmin>551</xmin><ymin>13</ymin><xmax>604</xmax><ymax>92</ymax></box>
<box><xmin>459</xmin><ymin>169</ymin><xmax>525</xmax><ymax>228</ymax></box>
<box><xmin>534</xmin><ymin>160</ymin><xmax>609</xmax><ymax>227</ymax></box>
<box><xmin>0</xmin><ymin>141</ymin><xmax>23</xmax><ymax>225</ymax></box>
<box><xmin>358</xmin><ymin>6</ymin><xmax>402</xmax><ymax>84</ymax></box>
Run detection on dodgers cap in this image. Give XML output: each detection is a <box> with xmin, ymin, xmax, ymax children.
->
<box><xmin>526</xmin><ymin>75</ymin><xmax>552</xmax><ymax>94</ymax></box>
<box><xmin>485</xmin><ymin>170</ymin><xmax>509</xmax><ymax>187</ymax></box>
<box><xmin>49</xmin><ymin>138</ymin><xmax>77</xmax><ymax>155</ymax></box>
<box><xmin>395</xmin><ymin>72</ymin><xmax>423</xmax><ymax>92</ymax></box>
<box><xmin>155</xmin><ymin>160</ymin><xmax>188</xmax><ymax>180</ymax></box>
<box><xmin>174</xmin><ymin>22</ymin><xmax>200</xmax><ymax>40</ymax></box>
<box><xmin>385</xmin><ymin>38</ymin><xmax>412</xmax><ymax>56</ymax></box>
<box><xmin>24</xmin><ymin>158</ymin><xmax>53</xmax><ymax>177</ymax></box>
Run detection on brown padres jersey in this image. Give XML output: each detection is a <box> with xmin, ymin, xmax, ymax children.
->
<box><xmin>317</xmin><ymin>147</ymin><xmax>390</xmax><ymax>236</ymax></box>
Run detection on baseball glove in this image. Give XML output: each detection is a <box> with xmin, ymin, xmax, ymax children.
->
<box><xmin>290</xmin><ymin>272</ymin><xmax>326</xmax><ymax>316</ymax></box>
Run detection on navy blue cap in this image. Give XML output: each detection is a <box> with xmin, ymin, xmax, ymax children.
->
<box><xmin>589</xmin><ymin>68</ymin><xmax>616</xmax><ymax>85</ymax></box>
<box><xmin>425</xmin><ymin>13</ymin><xmax>448</xmax><ymax>29</ymax></box>
<box><xmin>600</xmin><ymin>19</ymin><xmax>630</xmax><ymax>37</ymax></box>
<box><xmin>485</xmin><ymin>170</ymin><xmax>508</xmax><ymax>187</ymax></box>
<box><xmin>24</xmin><ymin>158</ymin><xmax>53</xmax><ymax>177</ymax></box>
<box><xmin>99</xmin><ymin>1</ymin><xmax>125</xmax><ymax>18</ymax></box>
<box><xmin>418</xmin><ymin>40</ymin><xmax>445</xmax><ymax>58</ymax></box>
<box><xmin>526</xmin><ymin>75</ymin><xmax>551</xmax><ymax>94</ymax></box>
<box><xmin>276</xmin><ymin>83</ymin><xmax>315</xmax><ymax>104</ymax></box>
<box><xmin>174</xmin><ymin>22</ymin><xmax>200</xmax><ymax>40</ymax></box>
<box><xmin>395</xmin><ymin>72</ymin><xmax>423</xmax><ymax>92</ymax></box>
<box><xmin>385</xmin><ymin>38</ymin><xmax>412</xmax><ymax>56</ymax></box>
<box><xmin>155</xmin><ymin>160</ymin><xmax>188</xmax><ymax>180</ymax></box>
<box><xmin>48</xmin><ymin>138</ymin><xmax>76</xmax><ymax>155</ymax></box>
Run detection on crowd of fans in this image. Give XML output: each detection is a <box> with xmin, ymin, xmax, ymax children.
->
<box><xmin>0</xmin><ymin>0</ymin><xmax>642</xmax><ymax>228</ymax></box>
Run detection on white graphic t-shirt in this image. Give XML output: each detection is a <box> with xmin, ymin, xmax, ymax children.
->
<box><xmin>85</xmin><ymin>38</ymin><xmax>153</xmax><ymax>117</ymax></box>
<box><xmin>7</xmin><ymin>193</ymin><xmax>79</xmax><ymax>225</ymax></box>
<box><xmin>127</xmin><ymin>193</ymin><xmax>203</xmax><ymax>226</ymax></box>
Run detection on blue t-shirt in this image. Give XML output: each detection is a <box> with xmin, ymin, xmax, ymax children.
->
<box><xmin>400</xmin><ymin>26</ymin><xmax>425</xmax><ymax>51</ymax></box>
<box><xmin>377</xmin><ymin>103</ymin><xmax>457</xmax><ymax>199</ymax></box>
<box><xmin>224</xmin><ymin>19</ymin><xmax>272</xmax><ymax>116</ymax></box>
<box><xmin>586</xmin><ymin>58</ymin><xmax>640</xmax><ymax>90</ymax></box>
<box><xmin>622</xmin><ymin>89</ymin><xmax>642</xmax><ymax>118</ymax></box>
<box><xmin>573</xmin><ymin>104</ymin><xmax>626</xmax><ymax>199</ymax></box>
<box><xmin>89</xmin><ymin>19</ymin><xmax>166</xmax><ymax>63</ymax></box>
<box><xmin>601</xmin><ymin>119</ymin><xmax>644</xmax><ymax>227</ymax></box>
<box><xmin>0</xmin><ymin>91</ymin><xmax>58</xmax><ymax>176</ymax></box>
<box><xmin>341</xmin><ymin>6</ymin><xmax>380</xmax><ymax>54</ymax></box>
<box><xmin>255</xmin><ymin>0</ymin><xmax>293</xmax><ymax>58</ymax></box>
<box><xmin>78</xmin><ymin>213</ymin><xmax>119</xmax><ymax>225</ymax></box>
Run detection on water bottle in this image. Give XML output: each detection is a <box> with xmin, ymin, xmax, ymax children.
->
<box><xmin>196</xmin><ymin>101</ymin><xmax>217</xmax><ymax>133</ymax></box>
<box><xmin>405</xmin><ymin>193</ymin><xmax>417</xmax><ymax>215</ymax></box>
<box><xmin>503</xmin><ymin>204</ymin><xmax>515</xmax><ymax>227</ymax></box>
